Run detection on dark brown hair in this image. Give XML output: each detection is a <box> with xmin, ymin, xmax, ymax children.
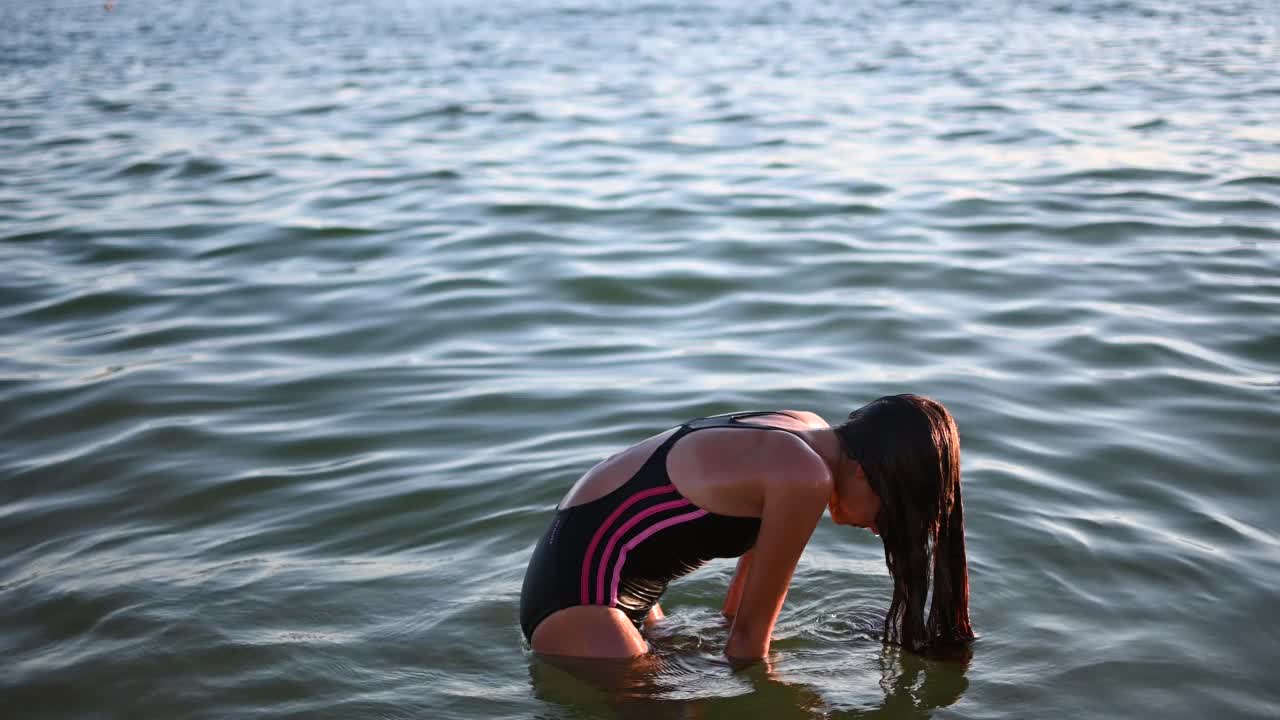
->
<box><xmin>834</xmin><ymin>394</ymin><xmax>974</xmax><ymax>652</ymax></box>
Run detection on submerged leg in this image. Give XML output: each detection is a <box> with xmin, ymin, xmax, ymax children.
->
<box><xmin>531</xmin><ymin>606</ymin><xmax>648</xmax><ymax>658</ymax></box>
<box><xmin>644</xmin><ymin>603</ymin><xmax>665</xmax><ymax>627</ymax></box>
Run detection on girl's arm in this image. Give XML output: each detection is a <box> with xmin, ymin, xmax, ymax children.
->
<box><xmin>723</xmin><ymin>410</ymin><xmax>827</xmax><ymax>620</ymax></box>
<box><xmin>722</xmin><ymin>550</ymin><xmax>755</xmax><ymax>619</ymax></box>
<box><xmin>723</xmin><ymin>443</ymin><xmax>828</xmax><ymax>661</ymax></box>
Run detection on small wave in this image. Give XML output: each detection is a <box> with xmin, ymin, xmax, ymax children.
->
<box><xmin>953</xmin><ymin>103</ymin><xmax>1016</xmax><ymax>114</ymax></box>
<box><xmin>0</xmin><ymin>123</ymin><xmax>36</xmax><ymax>140</ymax></box>
<box><xmin>933</xmin><ymin>218</ymin><xmax>1280</xmax><ymax>242</ymax></box>
<box><xmin>387</xmin><ymin>103</ymin><xmax>483</xmax><ymax>123</ymax></box>
<box><xmin>277</xmin><ymin>223</ymin><xmax>387</xmax><ymax>239</ymax></box>
<box><xmin>1016</xmin><ymin>168</ymin><xmax>1212</xmax><ymax>186</ymax></box>
<box><xmin>35</xmin><ymin>135</ymin><xmax>93</xmax><ymax>148</ymax></box>
<box><xmin>4</xmin><ymin>286</ymin><xmax>143</xmax><ymax>325</ymax></box>
<box><xmin>1187</xmin><ymin>198</ymin><xmax>1279</xmax><ymax>214</ymax></box>
<box><xmin>221</xmin><ymin>170</ymin><xmax>275</xmax><ymax>184</ymax></box>
<box><xmin>174</xmin><ymin>157</ymin><xmax>226</xmax><ymax>179</ymax></box>
<box><xmin>87</xmin><ymin>96</ymin><xmax>131</xmax><ymax>113</ymax></box>
<box><xmin>937</xmin><ymin>129</ymin><xmax>991</xmax><ymax>141</ymax></box>
<box><xmin>1219</xmin><ymin>174</ymin><xmax>1280</xmax><ymax>189</ymax></box>
<box><xmin>499</xmin><ymin>110</ymin><xmax>543</xmax><ymax>123</ymax></box>
<box><xmin>825</xmin><ymin>180</ymin><xmax>892</xmax><ymax>196</ymax></box>
<box><xmin>1129</xmin><ymin>117</ymin><xmax>1168</xmax><ymax>130</ymax></box>
<box><xmin>112</xmin><ymin>160</ymin><xmax>168</xmax><ymax>179</ymax></box>
<box><xmin>291</xmin><ymin>103</ymin><xmax>340</xmax><ymax>116</ymax></box>
<box><xmin>729</xmin><ymin>200</ymin><xmax>883</xmax><ymax>219</ymax></box>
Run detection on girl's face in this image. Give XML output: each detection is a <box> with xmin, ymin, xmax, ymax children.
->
<box><xmin>829</xmin><ymin>462</ymin><xmax>881</xmax><ymax>535</ymax></box>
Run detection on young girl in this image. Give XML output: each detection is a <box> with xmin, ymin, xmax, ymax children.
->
<box><xmin>519</xmin><ymin>394</ymin><xmax>974</xmax><ymax>659</ymax></box>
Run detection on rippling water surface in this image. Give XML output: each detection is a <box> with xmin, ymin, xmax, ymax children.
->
<box><xmin>3</xmin><ymin>0</ymin><xmax>1279</xmax><ymax>717</ymax></box>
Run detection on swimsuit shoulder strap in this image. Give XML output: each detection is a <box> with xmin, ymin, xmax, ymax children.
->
<box><xmin>681</xmin><ymin>410</ymin><xmax>810</xmax><ymax>437</ymax></box>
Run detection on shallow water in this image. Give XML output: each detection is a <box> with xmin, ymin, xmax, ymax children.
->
<box><xmin>2</xmin><ymin>0</ymin><xmax>1279</xmax><ymax>717</ymax></box>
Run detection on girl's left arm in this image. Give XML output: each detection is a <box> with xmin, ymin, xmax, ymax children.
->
<box><xmin>722</xmin><ymin>549</ymin><xmax>754</xmax><ymax>619</ymax></box>
<box><xmin>723</xmin><ymin>445</ymin><xmax>827</xmax><ymax>661</ymax></box>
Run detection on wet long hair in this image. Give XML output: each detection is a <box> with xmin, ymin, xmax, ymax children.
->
<box><xmin>834</xmin><ymin>394</ymin><xmax>974</xmax><ymax>652</ymax></box>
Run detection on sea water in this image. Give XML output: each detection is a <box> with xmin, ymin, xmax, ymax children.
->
<box><xmin>2</xmin><ymin>1</ymin><xmax>1278</xmax><ymax>717</ymax></box>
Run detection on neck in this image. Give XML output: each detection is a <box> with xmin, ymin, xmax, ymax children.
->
<box><xmin>800</xmin><ymin>428</ymin><xmax>855</xmax><ymax>481</ymax></box>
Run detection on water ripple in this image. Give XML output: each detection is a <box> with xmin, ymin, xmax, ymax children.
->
<box><xmin>3</xmin><ymin>0</ymin><xmax>1280</xmax><ymax>718</ymax></box>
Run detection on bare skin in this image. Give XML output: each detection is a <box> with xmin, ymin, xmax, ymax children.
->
<box><xmin>529</xmin><ymin>410</ymin><xmax>881</xmax><ymax>661</ymax></box>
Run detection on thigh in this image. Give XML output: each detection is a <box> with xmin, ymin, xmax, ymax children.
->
<box><xmin>530</xmin><ymin>606</ymin><xmax>648</xmax><ymax>658</ymax></box>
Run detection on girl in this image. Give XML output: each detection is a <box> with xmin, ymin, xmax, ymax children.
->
<box><xmin>519</xmin><ymin>394</ymin><xmax>973</xmax><ymax>659</ymax></box>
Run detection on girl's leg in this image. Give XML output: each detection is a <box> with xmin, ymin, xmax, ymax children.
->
<box><xmin>644</xmin><ymin>603</ymin><xmax>664</xmax><ymax>627</ymax></box>
<box><xmin>531</xmin><ymin>606</ymin><xmax>648</xmax><ymax>658</ymax></box>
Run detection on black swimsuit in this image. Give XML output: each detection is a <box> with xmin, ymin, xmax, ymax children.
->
<box><xmin>518</xmin><ymin>411</ymin><xmax>808</xmax><ymax>642</ymax></box>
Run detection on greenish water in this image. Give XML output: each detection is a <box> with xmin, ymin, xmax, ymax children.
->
<box><xmin>2</xmin><ymin>0</ymin><xmax>1279</xmax><ymax>717</ymax></box>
